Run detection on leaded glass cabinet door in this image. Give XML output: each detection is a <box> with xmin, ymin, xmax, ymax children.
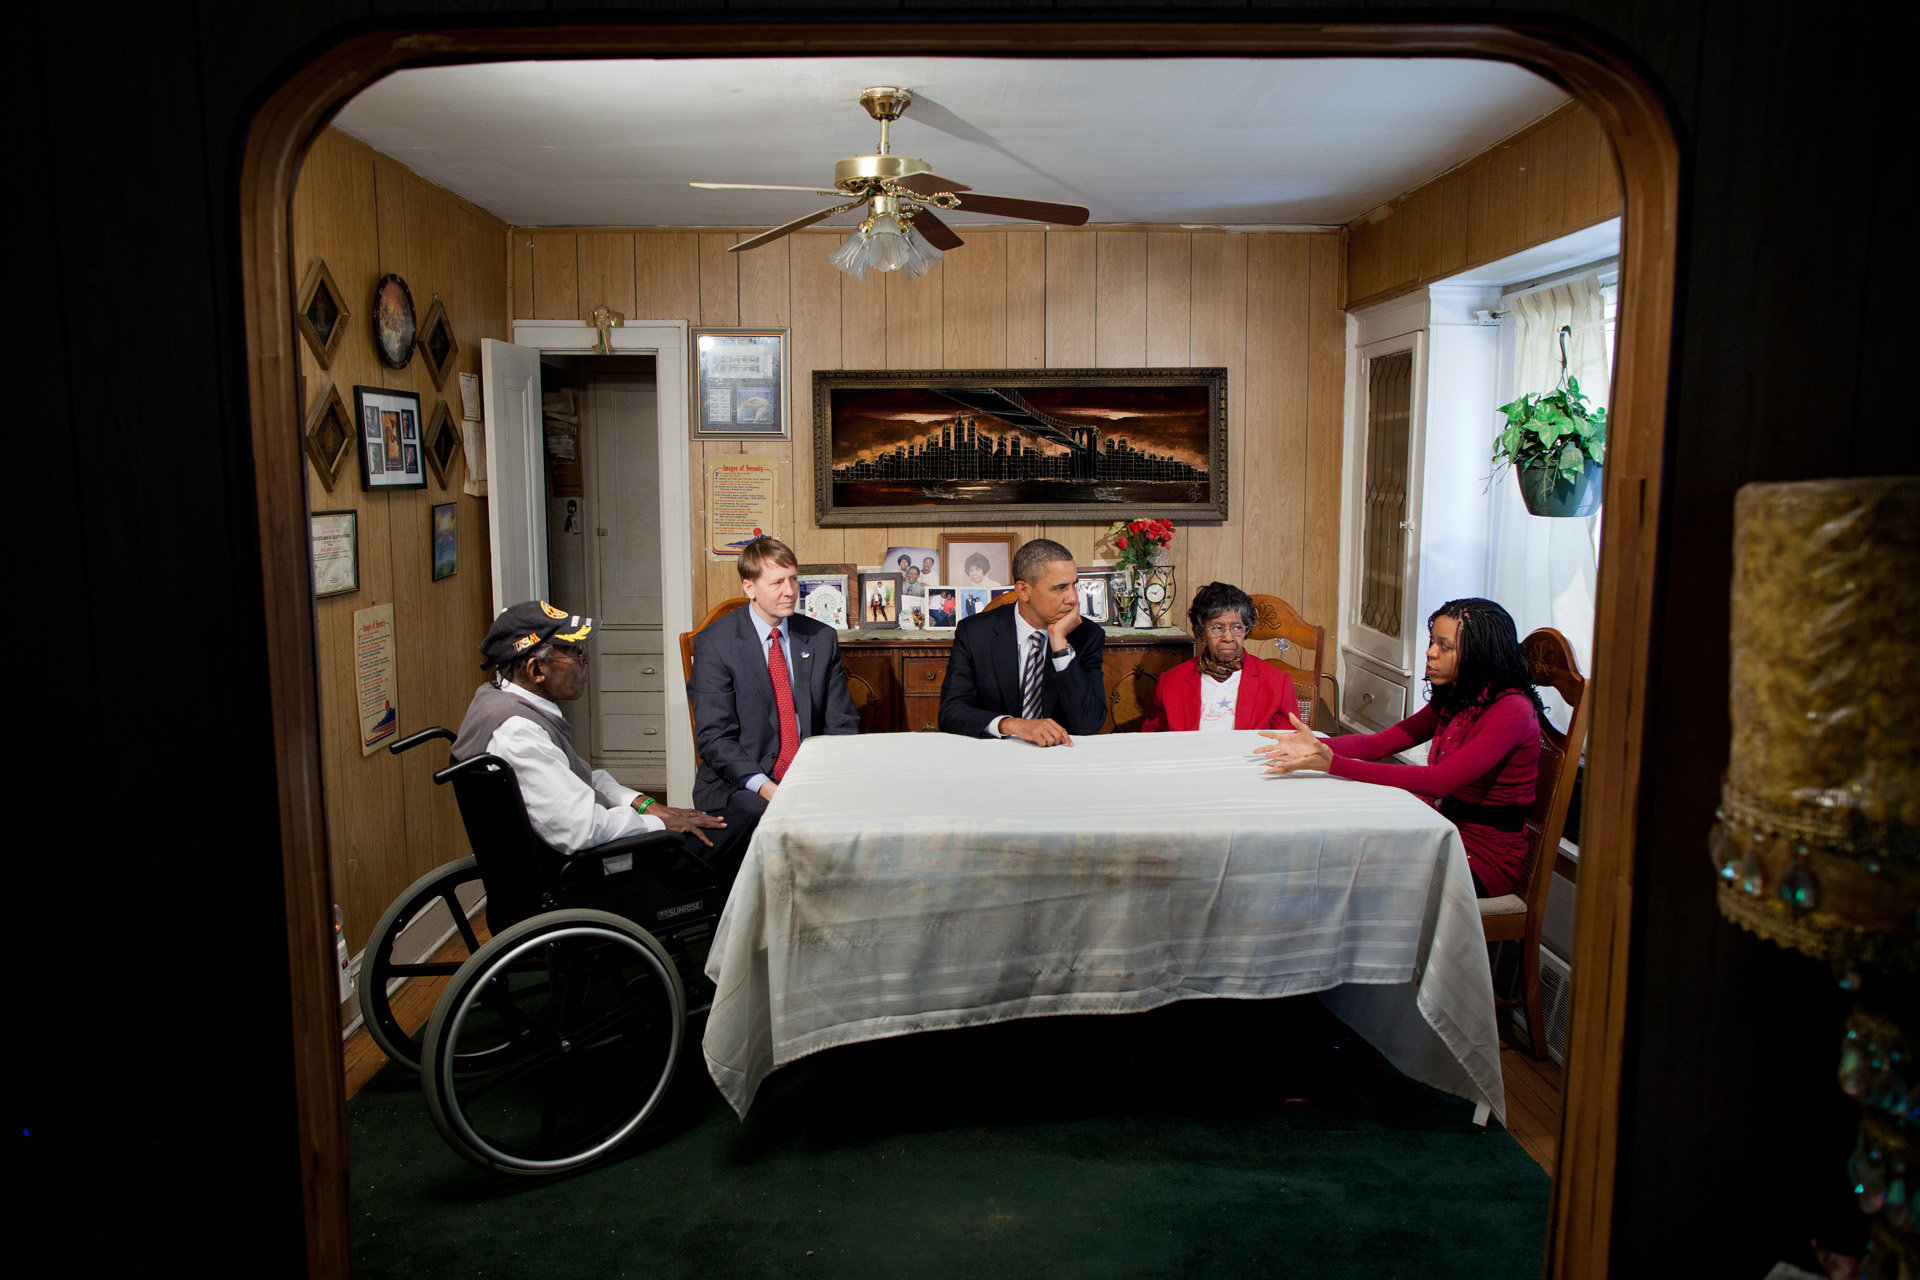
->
<box><xmin>1348</xmin><ymin>332</ymin><xmax>1424</xmax><ymax>673</ymax></box>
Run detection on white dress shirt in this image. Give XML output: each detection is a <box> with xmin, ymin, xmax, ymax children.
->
<box><xmin>743</xmin><ymin>606</ymin><xmax>799</xmax><ymax>796</ymax></box>
<box><xmin>488</xmin><ymin>682</ymin><xmax>663</xmax><ymax>853</ymax></box>
<box><xmin>988</xmin><ymin>609</ymin><xmax>1077</xmax><ymax>738</ymax></box>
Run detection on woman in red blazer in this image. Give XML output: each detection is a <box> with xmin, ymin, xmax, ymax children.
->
<box><xmin>1142</xmin><ymin>582</ymin><xmax>1299</xmax><ymax>733</ymax></box>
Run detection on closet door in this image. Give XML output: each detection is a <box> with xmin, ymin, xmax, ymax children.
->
<box><xmin>1347</xmin><ymin>332</ymin><xmax>1424</xmax><ymax>675</ymax></box>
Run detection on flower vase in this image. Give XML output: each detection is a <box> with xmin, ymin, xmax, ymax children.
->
<box><xmin>1144</xmin><ymin>564</ymin><xmax>1177</xmax><ymax>628</ymax></box>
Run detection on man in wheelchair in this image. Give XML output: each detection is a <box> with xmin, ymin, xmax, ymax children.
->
<box><xmin>454</xmin><ymin>599</ymin><xmax>756</xmax><ymax>883</ymax></box>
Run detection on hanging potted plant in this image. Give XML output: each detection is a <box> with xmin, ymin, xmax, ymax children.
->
<box><xmin>1493</xmin><ymin>330</ymin><xmax>1608</xmax><ymax>518</ymax></box>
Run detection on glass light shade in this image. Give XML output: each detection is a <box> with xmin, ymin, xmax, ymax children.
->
<box><xmin>827</xmin><ymin>215</ymin><xmax>946</xmax><ymax>282</ymax></box>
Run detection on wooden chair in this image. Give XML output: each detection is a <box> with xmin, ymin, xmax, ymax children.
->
<box><xmin>1247</xmin><ymin>594</ymin><xmax>1327</xmax><ymax>729</ymax></box>
<box><xmin>677</xmin><ymin>597</ymin><xmax>749</xmax><ymax>744</ymax></box>
<box><xmin>1482</xmin><ymin>627</ymin><xmax>1590</xmax><ymax>1061</ymax></box>
<box><xmin>984</xmin><ymin>589</ymin><xmax>1017</xmax><ymax>611</ymax></box>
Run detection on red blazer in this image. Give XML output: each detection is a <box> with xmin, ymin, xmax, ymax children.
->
<box><xmin>1142</xmin><ymin>657</ymin><xmax>1300</xmax><ymax>733</ymax></box>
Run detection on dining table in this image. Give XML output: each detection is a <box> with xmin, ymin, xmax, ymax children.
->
<box><xmin>701</xmin><ymin>728</ymin><xmax>1505</xmax><ymax>1126</ymax></box>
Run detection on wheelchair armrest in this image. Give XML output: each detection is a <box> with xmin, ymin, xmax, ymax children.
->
<box><xmin>432</xmin><ymin>752</ymin><xmax>511</xmax><ymax>785</ymax></box>
<box><xmin>577</xmin><ymin>828</ymin><xmax>724</xmax><ymax>891</ymax></box>
<box><xmin>391</xmin><ymin>726</ymin><xmax>456</xmax><ymax>756</ymax></box>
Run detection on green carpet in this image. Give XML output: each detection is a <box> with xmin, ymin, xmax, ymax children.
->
<box><xmin>349</xmin><ymin>997</ymin><xmax>1547</xmax><ymax>1279</ymax></box>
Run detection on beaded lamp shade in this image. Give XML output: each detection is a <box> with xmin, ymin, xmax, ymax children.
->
<box><xmin>1713</xmin><ymin>477</ymin><xmax>1920</xmax><ymax>974</ymax></box>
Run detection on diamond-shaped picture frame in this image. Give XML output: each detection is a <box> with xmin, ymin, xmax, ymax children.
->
<box><xmin>424</xmin><ymin>398</ymin><xmax>464</xmax><ymax>491</ymax></box>
<box><xmin>295</xmin><ymin>257</ymin><xmax>350</xmax><ymax>370</ymax></box>
<box><xmin>416</xmin><ymin>295</ymin><xmax>460</xmax><ymax>390</ymax></box>
<box><xmin>303</xmin><ymin>381</ymin><xmax>354</xmax><ymax>492</ymax></box>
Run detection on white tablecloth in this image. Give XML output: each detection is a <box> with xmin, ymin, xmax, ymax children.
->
<box><xmin>702</xmin><ymin>730</ymin><xmax>1504</xmax><ymax>1124</ymax></box>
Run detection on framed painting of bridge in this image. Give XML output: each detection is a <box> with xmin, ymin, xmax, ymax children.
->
<box><xmin>813</xmin><ymin>368</ymin><xmax>1228</xmax><ymax>526</ymax></box>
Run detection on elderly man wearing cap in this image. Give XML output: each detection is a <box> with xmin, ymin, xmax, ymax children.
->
<box><xmin>453</xmin><ymin>600</ymin><xmax>754</xmax><ymax>881</ymax></box>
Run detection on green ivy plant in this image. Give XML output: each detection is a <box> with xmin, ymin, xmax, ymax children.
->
<box><xmin>1493</xmin><ymin>377</ymin><xmax>1608</xmax><ymax>497</ymax></box>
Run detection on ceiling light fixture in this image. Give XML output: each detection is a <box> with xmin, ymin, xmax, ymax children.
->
<box><xmin>692</xmin><ymin>86</ymin><xmax>1089</xmax><ymax>282</ymax></box>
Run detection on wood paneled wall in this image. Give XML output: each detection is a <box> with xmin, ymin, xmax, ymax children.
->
<box><xmin>294</xmin><ymin>128</ymin><xmax>508</xmax><ymax>953</ymax></box>
<box><xmin>508</xmin><ymin>225</ymin><xmax>1346</xmax><ymax>669</ymax></box>
<box><xmin>1346</xmin><ymin>103</ymin><xmax>1622</xmax><ymax>308</ymax></box>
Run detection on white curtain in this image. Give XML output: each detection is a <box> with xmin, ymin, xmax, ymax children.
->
<box><xmin>1486</xmin><ymin>275</ymin><xmax>1610</xmax><ymax>729</ymax></box>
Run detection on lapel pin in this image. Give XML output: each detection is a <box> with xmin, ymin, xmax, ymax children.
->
<box><xmin>800</xmin><ymin>651</ymin><xmax>811</xmax><ymax>659</ymax></box>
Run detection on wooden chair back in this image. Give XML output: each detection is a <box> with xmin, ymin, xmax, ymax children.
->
<box><xmin>1515</xmin><ymin>627</ymin><xmax>1590</xmax><ymax>919</ymax></box>
<box><xmin>984</xmin><ymin>589</ymin><xmax>1017</xmax><ymax>611</ymax></box>
<box><xmin>1246</xmin><ymin>594</ymin><xmax>1327</xmax><ymax>728</ymax></box>
<box><xmin>678</xmin><ymin>596</ymin><xmax>750</xmax><ymax>745</ymax></box>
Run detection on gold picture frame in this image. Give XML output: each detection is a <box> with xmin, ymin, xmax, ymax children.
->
<box><xmin>294</xmin><ymin>256</ymin><xmax>350</xmax><ymax>370</ymax></box>
<box><xmin>415</xmin><ymin>294</ymin><xmax>460</xmax><ymax>390</ymax></box>
<box><xmin>302</xmin><ymin>381</ymin><xmax>354</xmax><ymax>493</ymax></box>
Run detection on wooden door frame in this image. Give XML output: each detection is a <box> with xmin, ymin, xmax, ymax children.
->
<box><xmin>240</xmin><ymin>21</ymin><xmax>1677</xmax><ymax>1278</ymax></box>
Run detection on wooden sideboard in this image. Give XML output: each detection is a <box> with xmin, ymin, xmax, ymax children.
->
<box><xmin>839</xmin><ymin>627</ymin><xmax>1195</xmax><ymax>735</ymax></box>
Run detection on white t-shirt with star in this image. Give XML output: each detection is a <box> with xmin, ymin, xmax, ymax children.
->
<box><xmin>1197</xmin><ymin>669</ymin><xmax>1242</xmax><ymax>732</ymax></box>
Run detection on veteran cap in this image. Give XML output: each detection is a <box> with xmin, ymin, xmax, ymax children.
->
<box><xmin>479</xmin><ymin>600</ymin><xmax>595</xmax><ymax>670</ymax></box>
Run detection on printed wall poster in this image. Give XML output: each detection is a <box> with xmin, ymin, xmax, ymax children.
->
<box><xmin>707</xmin><ymin>454</ymin><xmax>778</xmax><ymax>559</ymax></box>
<box><xmin>353</xmin><ymin>602</ymin><xmax>399</xmax><ymax>756</ymax></box>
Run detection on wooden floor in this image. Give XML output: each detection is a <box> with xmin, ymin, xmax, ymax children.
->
<box><xmin>342</xmin><ymin>926</ymin><xmax>1564</xmax><ymax>1177</ymax></box>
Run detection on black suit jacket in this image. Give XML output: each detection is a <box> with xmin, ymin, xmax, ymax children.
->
<box><xmin>938</xmin><ymin>607</ymin><xmax>1106</xmax><ymax>737</ymax></box>
<box><xmin>690</xmin><ymin>607</ymin><xmax>860</xmax><ymax>811</ymax></box>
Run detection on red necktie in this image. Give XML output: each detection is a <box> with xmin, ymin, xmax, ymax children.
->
<box><xmin>768</xmin><ymin>626</ymin><xmax>800</xmax><ymax>781</ymax></box>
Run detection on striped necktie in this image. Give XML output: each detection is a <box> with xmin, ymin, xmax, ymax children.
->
<box><xmin>1020</xmin><ymin>631</ymin><xmax>1045</xmax><ymax>721</ymax></box>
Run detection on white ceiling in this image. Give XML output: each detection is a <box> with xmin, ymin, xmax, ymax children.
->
<box><xmin>332</xmin><ymin>56</ymin><xmax>1569</xmax><ymax>230</ymax></box>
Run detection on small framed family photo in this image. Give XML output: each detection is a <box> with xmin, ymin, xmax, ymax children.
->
<box><xmin>795</xmin><ymin>563</ymin><xmax>853</xmax><ymax>631</ymax></box>
<box><xmin>883</xmin><ymin>545</ymin><xmax>941</xmax><ymax>597</ymax></box>
<box><xmin>939</xmin><ymin>532</ymin><xmax>1015</xmax><ymax>591</ymax></box>
<box><xmin>898</xmin><ymin>594</ymin><xmax>931</xmax><ymax>632</ymax></box>
<box><xmin>1075</xmin><ymin>570</ymin><xmax>1111</xmax><ymax>623</ymax></box>
<box><xmin>924</xmin><ymin>588</ymin><xmax>958</xmax><ymax>631</ymax></box>
<box><xmin>956</xmin><ymin>585</ymin><xmax>993</xmax><ymax>620</ymax></box>
<box><xmin>857</xmin><ymin>570</ymin><xmax>901</xmax><ymax>628</ymax></box>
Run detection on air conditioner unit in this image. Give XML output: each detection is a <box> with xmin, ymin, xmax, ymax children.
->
<box><xmin>1510</xmin><ymin>946</ymin><xmax>1573</xmax><ymax>1067</ymax></box>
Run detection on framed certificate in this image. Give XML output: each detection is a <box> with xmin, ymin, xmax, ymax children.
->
<box><xmin>311</xmin><ymin>510</ymin><xmax>359</xmax><ymax>598</ymax></box>
<box><xmin>692</xmin><ymin>328</ymin><xmax>789</xmax><ymax>441</ymax></box>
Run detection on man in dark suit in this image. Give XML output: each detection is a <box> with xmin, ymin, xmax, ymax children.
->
<box><xmin>938</xmin><ymin>537</ymin><xmax>1106</xmax><ymax>747</ymax></box>
<box><xmin>690</xmin><ymin>536</ymin><xmax>861</xmax><ymax>813</ymax></box>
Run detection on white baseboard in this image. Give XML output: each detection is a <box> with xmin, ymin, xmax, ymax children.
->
<box><xmin>340</xmin><ymin>881</ymin><xmax>487</xmax><ymax>1041</ymax></box>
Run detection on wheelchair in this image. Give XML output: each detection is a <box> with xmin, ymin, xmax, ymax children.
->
<box><xmin>357</xmin><ymin>725</ymin><xmax>725</xmax><ymax>1176</ymax></box>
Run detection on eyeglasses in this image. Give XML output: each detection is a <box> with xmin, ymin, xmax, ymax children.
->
<box><xmin>1203</xmin><ymin>623</ymin><xmax>1250</xmax><ymax>639</ymax></box>
<box><xmin>548</xmin><ymin>645</ymin><xmax>590</xmax><ymax>665</ymax></box>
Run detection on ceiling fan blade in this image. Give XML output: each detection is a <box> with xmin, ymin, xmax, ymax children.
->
<box><xmin>951</xmin><ymin>192</ymin><xmax>1091</xmax><ymax>226</ymax></box>
<box><xmin>907</xmin><ymin>207</ymin><xmax>965</xmax><ymax>252</ymax></box>
<box><xmin>691</xmin><ymin>182</ymin><xmax>845</xmax><ymax>197</ymax></box>
<box><xmin>731</xmin><ymin>201</ymin><xmax>863</xmax><ymax>253</ymax></box>
<box><xmin>892</xmin><ymin>172</ymin><xmax>972</xmax><ymax>198</ymax></box>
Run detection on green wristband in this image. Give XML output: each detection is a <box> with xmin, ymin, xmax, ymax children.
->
<box><xmin>633</xmin><ymin>795</ymin><xmax>655</xmax><ymax>814</ymax></box>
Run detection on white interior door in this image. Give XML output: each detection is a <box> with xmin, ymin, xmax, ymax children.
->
<box><xmin>482</xmin><ymin>338</ymin><xmax>546</xmax><ymax>612</ymax></box>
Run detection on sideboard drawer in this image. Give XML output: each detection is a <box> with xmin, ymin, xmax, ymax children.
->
<box><xmin>1344</xmin><ymin>662</ymin><xmax>1409</xmax><ymax>733</ymax></box>
<box><xmin>902</xmin><ymin>694</ymin><xmax>944</xmax><ymax>733</ymax></box>
<box><xmin>902</xmin><ymin>656</ymin><xmax>949</xmax><ymax>691</ymax></box>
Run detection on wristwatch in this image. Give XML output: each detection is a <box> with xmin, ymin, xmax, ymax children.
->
<box><xmin>1050</xmin><ymin>646</ymin><xmax>1071</xmax><ymax>659</ymax></box>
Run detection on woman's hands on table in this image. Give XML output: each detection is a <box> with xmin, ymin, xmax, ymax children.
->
<box><xmin>1257</xmin><ymin>714</ymin><xmax>1333</xmax><ymax>775</ymax></box>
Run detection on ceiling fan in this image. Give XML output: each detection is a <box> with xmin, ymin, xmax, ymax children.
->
<box><xmin>690</xmin><ymin>86</ymin><xmax>1091</xmax><ymax>280</ymax></box>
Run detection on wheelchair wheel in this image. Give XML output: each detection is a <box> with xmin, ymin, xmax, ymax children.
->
<box><xmin>419</xmin><ymin>908</ymin><xmax>686</xmax><ymax>1176</ymax></box>
<box><xmin>361</xmin><ymin>856</ymin><xmax>486</xmax><ymax>1073</ymax></box>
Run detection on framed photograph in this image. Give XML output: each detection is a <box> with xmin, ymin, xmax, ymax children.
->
<box><xmin>310</xmin><ymin>510</ymin><xmax>359</xmax><ymax>598</ymax></box>
<box><xmin>431</xmin><ymin>502</ymin><xmax>457</xmax><ymax>581</ymax></box>
<box><xmin>924</xmin><ymin>587</ymin><xmax>958</xmax><ymax>631</ymax></box>
<box><xmin>956</xmin><ymin>586</ymin><xmax>993</xmax><ymax>620</ymax></box>
<box><xmin>373</xmin><ymin>273</ymin><xmax>416</xmax><ymax>370</ymax></box>
<box><xmin>884</xmin><ymin>545</ymin><xmax>940</xmax><ymax>598</ymax></box>
<box><xmin>939</xmin><ymin>533</ymin><xmax>1016</xmax><ymax>591</ymax></box>
<box><xmin>415</xmin><ymin>295</ymin><xmax>460</xmax><ymax>390</ymax></box>
<box><xmin>692</xmin><ymin>328</ymin><xmax>789</xmax><ymax>441</ymax></box>
<box><xmin>795</xmin><ymin>563</ymin><xmax>854</xmax><ymax>631</ymax></box>
<box><xmin>295</xmin><ymin>256</ymin><xmax>350</xmax><ymax>370</ymax></box>
<box><xmin>353</xmin><ymin>387</ymin><xmax>428</xmax><ymax>490</ymax></box>
<box><xmin>1075</xmin><ymin>570</ymin><xmax>1112</xmax><ymax>623</ymax></box>
<box><xmin>814</xmin><ymin>367</ymin><xmax>1228</xmax><ymax>525</ymax></box>
<box><xmin>898</xmin><ymin>594</ymin><xmax>930</xmax><ymax>632</ymax></box>
<box><xmin>424</xmin><ymin>399</ymin><xmax>464</xmax><ymax>491</ymax></box>
<box><xmin>302</xmin><ymin>381</ymin><xmax>355</xmax><ymax>493</ymax></box>
<box><xmin>857</xmin><ymin>571</ymin><xmax>901</xmax><ymax>629</ymax></box>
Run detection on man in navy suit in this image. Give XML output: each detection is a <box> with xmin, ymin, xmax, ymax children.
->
<box><xmin>938</xmin><ymin>538</ymin><xmax>1106</xmax><ymax>747</ymax></box>
<box><xmin>690</xmin><ymin>537</ymin><xmax>861</xmax><ymax>813</ymax></box>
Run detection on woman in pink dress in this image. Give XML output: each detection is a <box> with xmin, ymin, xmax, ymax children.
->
<box><xmin>1257</xmin><ymin>597</ymin><xmax>1542</xmax><ymax>898</ymax></box>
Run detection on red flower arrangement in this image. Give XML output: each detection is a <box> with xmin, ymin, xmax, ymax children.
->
<box><xmin>1102</xmin><ymin>516</ymin><xmax>1175</xmax><ymax>573</ymax></box>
